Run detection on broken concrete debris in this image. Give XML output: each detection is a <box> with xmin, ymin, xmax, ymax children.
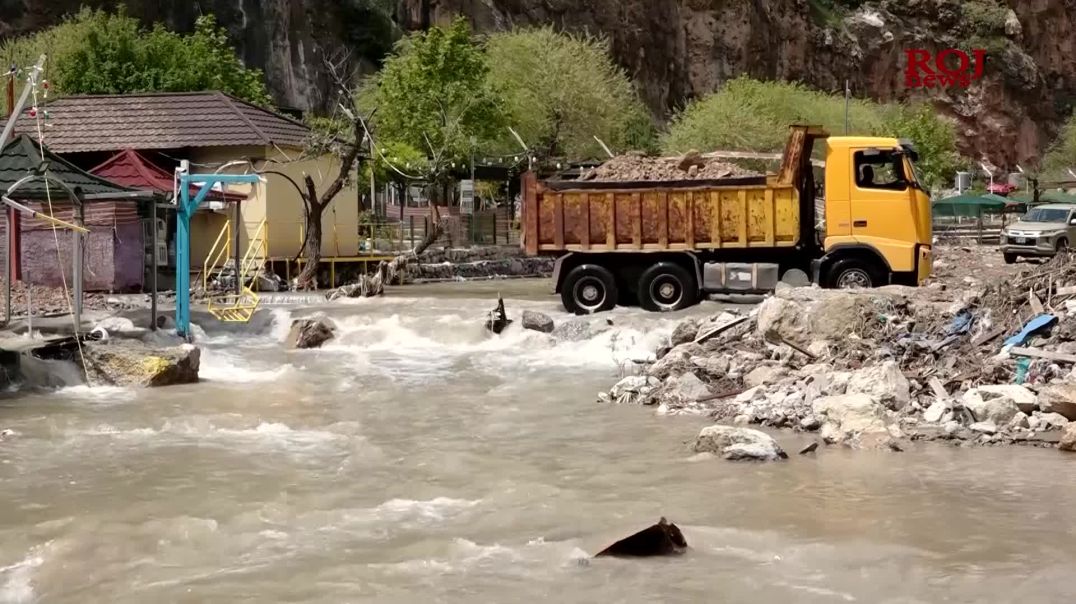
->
<box><xmin>597</xmin><ymin>249</ymin><xmax>1076</xmax><ymax>452</ymax></box>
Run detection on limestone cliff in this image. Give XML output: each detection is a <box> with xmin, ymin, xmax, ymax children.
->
<box><xmin>2</xmin><ymin>0</ymin><xmax>1075</xmax><ymax>167</ymax></box>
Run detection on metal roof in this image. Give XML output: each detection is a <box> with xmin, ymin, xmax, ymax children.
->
<box><xmin>1</xmin><ymin>92</ymin><xmax>311</xmax><ymax>153</ymax></box>
<box><xmin>0</xmin><ymin>134</ymin><xmax>138</xmax><ymax>199</ymax></box>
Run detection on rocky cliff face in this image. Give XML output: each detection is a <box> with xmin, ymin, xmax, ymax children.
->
<box><xmin>2</xmin><ymin>0</ymin><xmax>1075</xmax><ymax>167</ymax></box>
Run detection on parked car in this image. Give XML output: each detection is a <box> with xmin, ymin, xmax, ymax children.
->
<box><xmin>999</xmin><ymin>203</ymin><xmax>1076</xmax><ymax>263</ymax></box>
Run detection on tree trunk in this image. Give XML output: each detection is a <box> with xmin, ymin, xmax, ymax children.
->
<box><xmin>296</xmin><ymin>200</ymin><xmax>325</xmax><ymax>290</ymax></box>
<box><xmin>326</xmin><ymin>206</ymin><xmax>444</xmax><ymax>300</ymax></box>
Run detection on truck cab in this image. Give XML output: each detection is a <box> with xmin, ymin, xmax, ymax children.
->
<box><xmin>816</xmin><ymin>136</ymin><xmax>933</xmax><ymax>288</ymax></box>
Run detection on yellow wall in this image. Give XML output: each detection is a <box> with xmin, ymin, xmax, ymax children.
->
<box><xmin>261</xmin><ymin>147</ymin><xmax>360</xmax><ymax>258</ymax></box>
<box><xmin>186</xmin><ymin>145</ymin><xmax>360</xmax><ymax>262</ymax></box>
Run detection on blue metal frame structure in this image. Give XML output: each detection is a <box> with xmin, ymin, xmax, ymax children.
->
<box><xmin>175</xmin><ymin>172</ymin><xmax>262</xmax><ymax>339</ymax></box>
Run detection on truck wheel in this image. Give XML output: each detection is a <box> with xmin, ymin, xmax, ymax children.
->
<box><xmin>562</xmin><ymin>264</ymin><xmax>618</xmax><ymax>315</ymax></box>
<box><xmin>638</xmin><ymin>262</ymin><xmax>698</xmax><ymax>312</ymax></box>
<box><xmin>825</xmin><ymin>258</ymin><xmax>882</xmax><ymax>289</ymax></box>
<box><xmin>1003</xmin><ymin>252</ymin><xmax>1017</xmax><ymax>265</ymax></box>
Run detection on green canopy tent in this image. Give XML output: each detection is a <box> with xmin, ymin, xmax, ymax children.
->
<box><xmin>932</xmin><ymin>193</ymin><xmax>1009</xmax><ymax>217</ymax></box>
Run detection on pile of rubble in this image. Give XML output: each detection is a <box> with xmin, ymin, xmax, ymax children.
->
<box><xmin>578</xmin><ymin>150</ymin><xmax>759</xmax><ymax>182</ymax></box>
<box><xmin>599</xmin><ymin>253</ymin><xmax>1076</xmax><ymax>458</ymax></box>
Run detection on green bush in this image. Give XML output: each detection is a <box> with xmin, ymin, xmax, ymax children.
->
<box><xmin>663</xmin><ymin>77</ymin><xmax>960</xmax><ymax>191</ymax></box>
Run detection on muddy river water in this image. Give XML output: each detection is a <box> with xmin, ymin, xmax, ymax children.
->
<box><xmin>2</xmin><ymin>280</ymin><xmax>1075</xmax><ymax>602</ymax></box>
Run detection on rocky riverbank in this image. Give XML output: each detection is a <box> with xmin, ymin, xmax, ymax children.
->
<box><xmin>599</xmin><ymin>249</ymin><xmax>1076</xmax><ymax>458</ymax></box>
<box><xmin>405</xmin><ymin>246</ymin><xmax>554</xmax><ymax>282</ymax></box>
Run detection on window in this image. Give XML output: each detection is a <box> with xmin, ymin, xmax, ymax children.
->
<box><xmin>1024</xmin><ymin>208</ymin><xmax>1070</xmax><ymax>224</ymax></box>
<box><xmin>854</xmin><ymin>150</ymin><xmax>908</xmax><ymax>191</ymax></box>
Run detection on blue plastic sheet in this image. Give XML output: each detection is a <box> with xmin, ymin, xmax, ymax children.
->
<box><xmin>1003</xmin><ymin>314</ymin><xmax>1058</xmax><ymax>348</ymax></box>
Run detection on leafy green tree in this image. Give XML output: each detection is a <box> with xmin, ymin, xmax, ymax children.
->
<box><xmin>367</xmin><ymin>18</ymin><xmax>504</xmax><ymax>178</ymax></box>
<box><xmin>881</xmin><ymin>102</ymin><xmax>960</xmax><ymax>191</ymax></box>
<box><xmin>484</xmin><ymin>27</ymin><xmax>656</xmax><ymax>159</ymax></box>
<box><xmin>663</xmin><ymin>76</ymin><xmax>959</xmax><ymax>191</ymax></box>
<box><xmin>1042</xmin><ymin>112</ymin><xmax>1076</xmax><ymax>182</ymax></box>
<box><xmin>1</xmin><ymin>9</ymin><xmax>271</xmax><ymax>109</ymax></box>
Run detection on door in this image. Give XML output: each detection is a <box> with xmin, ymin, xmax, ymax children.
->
<box><xmin>848</xmin><ymin>148</ymin><xmax>919</xmax><ymax>272</ymax></box>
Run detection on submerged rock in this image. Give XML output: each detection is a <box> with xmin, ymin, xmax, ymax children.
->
<box><xmin>693</xmin><ymin>425</ymin><xmax>787</xmax><ymax>461</ymax></box>
<box><xmin>521</xmin><ymin>310</ymin><xmax>555</xmax><ymax>334</ymax></box>
<box><xmin>288</xmin><ymin>318</ymin><xmax>335</xmax><ymax>349</ymax></box>
<box><xmin>601</xmin><ymin>375</ymin><xmax>661</xmax><ymax>405</ymax></box>
<box><xmin>81</xmin><ymin>340</ymin><xmax>200</xmax><ymax>387</ymax></box>
<box><xmin>594</xmin><ymin>517</ymin><xmax>687</xmax><ymax>558</ymax></box>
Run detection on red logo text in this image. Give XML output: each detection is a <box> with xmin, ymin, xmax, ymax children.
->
<box><xmin>905</xmin><ymin>49</ymin><xmax>987</xmax><ymax>88</ymax></box>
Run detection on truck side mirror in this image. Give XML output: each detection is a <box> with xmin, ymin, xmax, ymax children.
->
<box><xmin>1069</xmin><ymin>218</ymin><xmax>1076</xmax><ymax>225</ymax></box>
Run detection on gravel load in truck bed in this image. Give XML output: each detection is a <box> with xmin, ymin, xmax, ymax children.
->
<box><xmin>578</xmin><ymin>151</ymin><xmax>761</xmax><ymax>182</ymax></box>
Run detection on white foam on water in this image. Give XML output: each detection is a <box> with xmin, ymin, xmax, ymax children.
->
<box><xmin>323</xmin><ymin>311</ymin><xmax>678</xmax><ymax>372</ymax></box>
<box><xmin>74</xmin><ymin>420</ymin><xmax>349</xmax><ymax>456</ymax></box>
<box><xmin>54</xmin><ymin>384</ymin><xmax>137</xmax><ymax>403</ymax></box>
<box><xmin>374</xmin><ymin>497</ymin><xmax>481</xmax><ymax>523</ymax></box>
<box><xmin>0</xmin><ymin>548</ymin><xmax>45</xmax><ymax>604</ymax></box>
<box><xmin>198</xmin><ymin>347</ymin><xmax>296</xmax><ymax>384</ymax></box>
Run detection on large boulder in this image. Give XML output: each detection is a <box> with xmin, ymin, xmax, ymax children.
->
<box><xmin>521</xmin><ymin>310</ymin><xmax>555</xmax><ymax>334</ymax></box>
<box><xmin>288</xmin><ymin>318</ymin><xmax>335</xmax><ymax>349</ymax></box>
<box><xmin>847</xmin><ymin>361</ymin><xmax>910</xmax><ymax>410</ymax></box>
<box><xmin>743</xmin><ymin>364</ymin><xmax>785</xmax><ymax>389</ymax></box>
<box><xmin>81</xmin><ymin>340</ymin><xmax>200</xmax><ymax>387</ymax></box>
<box><xmin>669</xmin><ymin>318</ymin><xmax>700</xmax><ymax>346</ymax></box>
<box><xmin>962</xmin><ymin>389</ymin><xmax>1020</xmax><ymax>425</ymax></box>
<box><xmin>812</xmin><ymin>393</ymin><xmax>890</xmax><ymax>441</ymax></box>
<box><xmin>655</xmin><ymin>372</ymin><xmax>711</xmax><ymax>410</ymax></box>
<box><xmin>692</xmin><ymin>425</ymin><xmax>787</xmax><ymax>461</ymax></box>
<box><xmin>756</xmin><ymin>297</ymin><xmax>809</xmax><ymax>342</ymax></box>
<box><xmin>978</xmin><ymin>385</ymin><xmax>1037</xmax><ymax>414</ymax></box>
<box><xmin>648</xmin><ymin>343</ymin><xmax>703</xmax><ymax>379</ymax></box>
<box><xmin>601</xmin><ymin>375</ymin><xmax>661</xmax><ymax>405</ymax></box>
<box><xmin>1035</xmin><ymin>385</ymin><xmax>1076</xmax><ymax>421</ymax></box>
<box><xmin>1060</xmin><ymin>424</ymin><xmax>1076</xmax><ymax>452</ymax></box>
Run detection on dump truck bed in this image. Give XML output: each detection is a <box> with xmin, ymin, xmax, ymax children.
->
<box><xmin>522</xmin><ymin>126</ymin><xmax>816</xmax><ymax>256</ymax></box>
<box><xmin>522</xmin><ymin>174</ymin><xmax>802</xmax><ymax>255</ymax></box>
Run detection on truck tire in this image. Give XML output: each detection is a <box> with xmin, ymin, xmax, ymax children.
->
<box><xmin>638</xmin><ymin>262</ymin><xmax>698</xmax><ymax>312</ymax></box>
<box><xmin>825</xmin><ymin>257</ymin><xmax>883</xmax><ymax>289</ymax></box>
<box><xmin>562</xmin><ymin>264</ymin><xmax>618</xmax><ymax>315</ymax></box>
<box><xmin>1003</xmin><ymin>252</ymin><xmax>1017</xmax><ymax>265</ymax></box>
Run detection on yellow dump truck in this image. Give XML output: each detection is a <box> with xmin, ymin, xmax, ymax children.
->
<box><xmin>521</xmin><ymin>125</ymin><xmax>932</xmax><ymax>314</ymax></box>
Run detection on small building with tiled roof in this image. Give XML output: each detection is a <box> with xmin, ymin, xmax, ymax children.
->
<box><xmin>0</xmin><ymin>135</ymin><xmax>153</xmax><ymax>292</ymax></box>
<box><xmin>3</xmin><ymin>91</ymin><xmax>360</xmax><ymax>281</ymax></box>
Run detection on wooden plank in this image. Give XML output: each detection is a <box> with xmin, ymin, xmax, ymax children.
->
<box><xmin>694</xmin><ymin>315</ymin><xmax>749</xmax><ymax>344</ymax></box>
<box><xmin>657</xmin><ymin>191</ymin><xmax>669</xmax><ymax>248</ymax></box>
<box><xmin>1056</xmin><ymin>285</ymin><xmax>1076</xmax><ymax>296</ymax></box>
<box><xmin>581</xmin><ymin>193</ymin><xmax>591</xmax><ymax>250</ymax></box>
<box><xmin>972</xmin><ymin>327</ymin><xmax>1005</xmax><ymax>346</ymax></box>
<box><xmin>552</xmin><ymin>193</ymin><xmax>565</xmax><ymax>249</ymax></box>
<box><xmin>737</xmin><ymin>189</ymin><xmax>748</xmax><ymax>246</ymax></box>
<box><xmin>1009</xmin><ymin>346</ymin><xmax>1076</xmax><ymax>364</ymax></box>
<box><xmin>606</xmin><ymin>193</ymin><xmax>616</xmax><ymax>248</ymax></box>
<box><xmin>631</xmin><ymin>192</ymin><xmax>643</xmax><ymax>249</ymax></box>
